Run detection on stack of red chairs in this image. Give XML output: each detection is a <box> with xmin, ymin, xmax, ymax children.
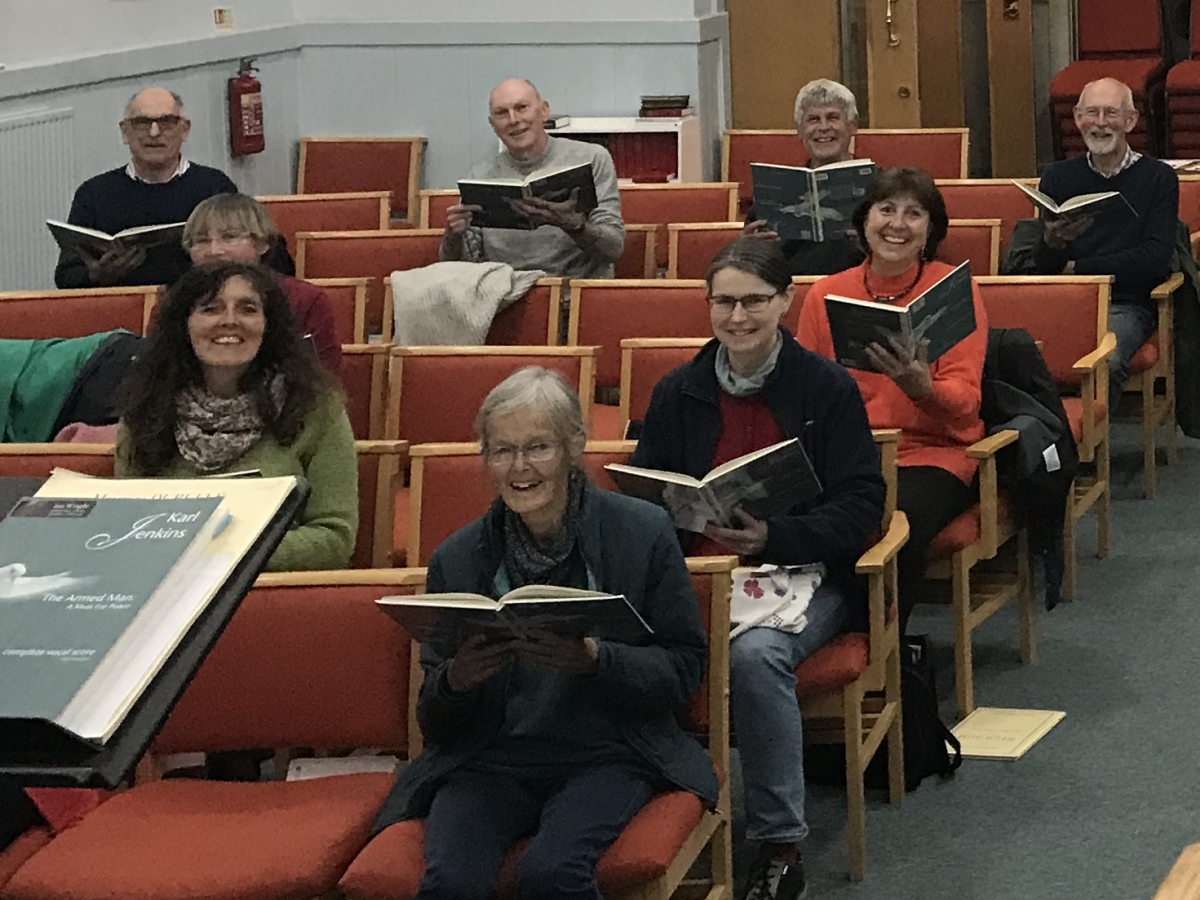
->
<box><xmin>1167</xmin><ymin>2</ymin><xmax>1200</xmax><ymax>156</ymax></box>
<box><xmin>1048</xmin><ymin>0</ymin><xmax>1166</xmax><ymax>158</ymax></box>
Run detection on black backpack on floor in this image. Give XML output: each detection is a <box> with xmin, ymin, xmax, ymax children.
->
<box><xmin>804</xmin><ymin>635</ymin><xmax>961</xmax><ymax>792</ymax></box>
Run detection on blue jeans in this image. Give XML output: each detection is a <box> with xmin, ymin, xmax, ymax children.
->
<box><xmin>417</xmin><ymin>762</ymin><xmax>655</xmax><ymax>900</ymax></box>
<box><xmin>1108</xmin><ymin>300</ymin><xmax>1157</xmax><ymax>411</ymax></box>
<box><xmin>730</xmin><ymin>582</ymin><xmax>849</xmax><ymax>843</ymax></box>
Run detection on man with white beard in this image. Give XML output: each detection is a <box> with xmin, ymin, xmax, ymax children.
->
<box><xmin>1026</xmin><ymin>77</ymin><xmax>1178</xmax><ymax>408</ymax></box>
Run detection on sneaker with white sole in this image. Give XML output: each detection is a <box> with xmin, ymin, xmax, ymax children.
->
<box><xmin>740</xmin><ymin>852</ymin><xmax>808</xmax><ymax>900</ymax></box>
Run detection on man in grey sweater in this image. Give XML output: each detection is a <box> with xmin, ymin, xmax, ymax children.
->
<box><xmin>441</xmin><ymin>79</ymin><xmax>625</xmax><ymax>278</ymax></box>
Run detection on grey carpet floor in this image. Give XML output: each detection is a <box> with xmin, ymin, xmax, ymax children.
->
<box><xmin>732</xmin><ymin>422</ymin><xmax>1200</xmax><ymax>900</ymax></box>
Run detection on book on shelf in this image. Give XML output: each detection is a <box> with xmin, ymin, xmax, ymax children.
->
<box><xmin>1012</xmin><ymin>180</ymin><xmax>1135</xmax><ymax>226</ymax></box>
<box><xmin>605</xmin><ymin>438</ymin><xmax>821</xmax><ymax>533</ymax></box>
<box><xmin>638</xmin><ymin>108</ymin><xmax>693</xmax><ymax>119</ymax></box>
<box><xmin>950</xmin><ymin>707</ymin><xmax>1066</xmax><ymax>760</ymax></box>
<box><xmin>750</xmin><ymin>159</ymin><xmax>878</xmax><ymax>242</ymax></box>
<box><xmin>825</xmin><ymin>261</ymin><xmax>976</xmax><ymax>371</ymax></box>
<box><xmin>376</xmin><ymin>585</ymin><xmax>651</xmax><ymax>656</ymax></box>
<box><xmin>640</xmin><ymin>94</ymin><xmax>690</xmax><ymax>110</ymax></box>
<box><xmin>458</xmin><ymin>163</ymin><xmax>598</xmax><ymax>230</ymax></box>
<box><xmin>46</xmin><ymin>220</ymin><xmax>186</xmax><ymax>259</ymax></box>
<box><xmin>545</xmin><ymin>115</ymin><xmax>572</xmax><ymax>130</ymax></box>
<box><xmin>0</xmin><ymin>469</ymin><xmax>299</xmax><ymax>754</ymax></box>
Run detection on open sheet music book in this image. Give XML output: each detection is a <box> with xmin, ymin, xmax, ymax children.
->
<box><xmin>750</xmin><ymin>159</ymin><xmax>877</xmax><ymax>241</ymax></box>
<box><xmin>458</xmin><ymin>163</ymin><xmax>598</xmax><ymax>230</ymax></box>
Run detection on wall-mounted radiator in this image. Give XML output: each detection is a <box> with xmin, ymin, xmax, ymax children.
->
<box><xmin>0</xmin><ymin>108</ymin><xmax>75</xmax><ymax>292</ymax></box>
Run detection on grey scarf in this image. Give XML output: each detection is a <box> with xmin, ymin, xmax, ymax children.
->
<box><xmin>501</xmin><ymin>469</ymin><xmax>587</xmax><ymax>588</ymax></box>
<box><xmin>174</xmin><ymin>378</ymin><xmax>282</xmax><ymax>473</ymax></box>
<box><xmin>714</xmin><ymin>331</ymin><xmax>783</xmax><ymax>397</ymax></box>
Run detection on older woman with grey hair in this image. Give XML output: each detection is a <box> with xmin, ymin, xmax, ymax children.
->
<box><xmin>373</xmin><ymin>366</ymin><xmax>718</xmax><ymax>900</ymax></box>
<box><xmin>743</xmin><ymin>77</ymin><xmax>867</xmax><ymax>276</ymax></box>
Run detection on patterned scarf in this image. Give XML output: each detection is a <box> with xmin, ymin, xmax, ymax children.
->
<box><xmin>714</xmin><ymin>330</ymin><xmax>784</xmax><ymax>397</ymax></box>
<box><xmin>173</xmin><ymin>379</ymin><xmax>281</xmax><ymax>473</ymax></box>
<box><xmin>501</xmin><ymin>468</ymin><xmax>587</xmax><ymax>588</ymax></box>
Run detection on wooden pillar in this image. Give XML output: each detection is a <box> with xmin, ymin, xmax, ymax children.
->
<box><xmin>917</xmin><ymin>0</ymin><xmax>965</xmax><ymax>126</ymax></box>
<box><xmin>986</xmin><ymin>0</ymin><xmax>1037</xmax><ymax>175</ymax></box>
<box><xmin>865</xmin><ymin>0</ymin><xmax>921</xmax><ymax>127</ymax></box>
<box><xmin>727</xmin><ymin>0</ymin><xmax>841</xmax><ymax>129</ymax></box>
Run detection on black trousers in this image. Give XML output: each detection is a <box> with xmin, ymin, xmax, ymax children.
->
<box><xmin>896</xmin><ymin>465</ymin><xmax>975</xmax><ymax>634</ymax></box>
<box><xmin>0</xmin><ymin>778</ymin><xmax>42</xmax><ymax>851</ymax></box>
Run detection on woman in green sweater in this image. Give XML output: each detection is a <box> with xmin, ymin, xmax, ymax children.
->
<box><xmin>115</xmin><ymin>261</ymin><xmax>357</xmax><ymax>571</ymax></box>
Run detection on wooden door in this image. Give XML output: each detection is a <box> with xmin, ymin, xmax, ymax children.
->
<box><xmin>986</xmin><ymin>0</ymin><xmax>1037</xmax><ymax>176</ymax></box>
<box><xmin>917</xmin><ymin>0</ymin><xmax>965</xmax><ymax>126</ymax></box>
<box><xmin>727</xmin><ymin>0</ymin><xmax>841</xmax><ymax>129</ymax></box>
<box><xmin>865</xmin><ymin>0</ymin><xmax>921</xmax><ymax>126</ymax></box>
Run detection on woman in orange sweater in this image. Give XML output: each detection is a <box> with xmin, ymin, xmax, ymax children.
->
<box><xmin>799</xmin><ymin>168</ymin><xmax>988</xmax><ymax>632</ymax></box>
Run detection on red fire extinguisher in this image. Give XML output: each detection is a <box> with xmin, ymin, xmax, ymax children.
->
<box><xmin>228</xmin><ymin>57</ymin><xmax>265</xmax><ymax>157</ymax></box>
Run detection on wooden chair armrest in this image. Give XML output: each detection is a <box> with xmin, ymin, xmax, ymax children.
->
<box><xmin>1152</xmin><ymin>271</ymin><xmax>1185</xmax><ymax>300</ymax></box>
<box><xmin>1152</xmin><ymin>843</ymin><xmax>1200</xmax><ymax>900</ymax></box>
<box><xmin>856</xmin><ymin>511</ymin><xmax>910</xmax><ymax>575</ymax></box>
<box><xmin>965</xmin><ymin>429</ymin><xmax>1019</xmax><ymax>459</ymax></box>
<box><xmin>871</xmin><ymin>428</ymin><xmax>902</xmax><ymax>445</ymax></box>
<box><xmin>1073</xmin><ymin>330</ymin><xmax>1118</xmax><ymax>374</ymax></box>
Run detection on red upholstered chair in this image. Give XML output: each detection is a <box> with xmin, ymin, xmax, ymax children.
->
<box><xmin>416</xmin><ymin>189</ymin><xmax>458</xmax><ymax>229</ymax></box>
<box><xmin>257</xmin><ymin>192</ymin><xmax>390</xmax><ymax>256</ymax></box>
<box><xmin>667</xmin><ymin>222</ymin><xmax>743</xmax><ymax>279</ymax></box>
<box><xmin>936</xmin><ymin>179</ymin><xmax>1038</xmax><ymax>255</ymax></box>
<box><xmin>399</xmin><ymin>440</ymin><xmax>635</xmax><ymax>566</ymax></box>
<box><xmin>353</xmin><ymin>440</ymin><xmax>407</xmax><ymax>569</ymax></box>
<box><xmin>614</xmin><ymin>224</ymin><xmax>658</xmax><ymax>278</ymax></box>
<box><xmin>618</xmin><ymin>338</ymin><xmax>708</xmax><ymax>438</ymax></box>
<box><xmin>976</xmin><ymin>275</ymin><xmax>1113</xmax><ymax>606</ymax></box>
<box><xmin>385</xmin><ymin>346</ymin><xmax>597</xmax><ymax>445</ymax></box>
<box><xmin>338</xmin><ymin>555</ymin><xmax>735</xmax><ymax>900</ymax></box>
<box><xmin>1048</xmin><ymin>0</ymin><xmax>1166</xmax><ymax>158</ymax></box>
<box><xmin>1123</xmin><ymin>273</ymin><xmax>1184</xmax><ymax>498</ymax></box>
<box><xmin>567</xmin><ymin>280</ymin><xmax>710</xmax><ymax>394</ymax></box>
<box><xmin>1165</xmin><ymin>4</ymin><xmax>1200</xmax><ymax>156</ymax></box>
<box><xmin>620</xmin><ymin>182</ymin><xmax>740</xmax><ymax>269</ymax></box>
<box><xmin>1177</xmin><ymin>177</ymin><xmax>1200</xmax><ymax>233</ymax></box>
<box><xmin>0</xmin><ymin>569</ymin><xmax>425</xmax><ymax>900</ymax></box>
<box><xmin>0</xmin><ymin>828</ymin><xmax>53</xmax><ymax>892</ymax></box>
<box><xmin>798</xmin><ymin>428</ymin><xmax>907</xmax><ymax>879</ymax></box>
<box><xmin>784</xmin><ymin>275</ymin><xmax>820</xmax><ymax>334</ymax></box>
<box><xmin>721</xmin><ymin>128</ymin><xmax>970</xmax><ymax>212</ymax></box>
<box><xmin>381</xmin><ymin>277</ymin><xmax>563</xmax><ymax>346</ymax></box>
<box><xmin>939</xmin><ymin>219</ymin><xmax>1002</xmax><ymax>276</ymax></box>
<box><xmin>0</xmin><ymin>443</ymin><xmax>115</xmax><ymax>477</ymax></box>
<box><xmin>295</xmin><ymin>229</ymin><xmax>443</xmax><ymax>332</ymax></box>
<box><xmin>0</xmin><ymin>286</ymin><xmax>157</xmax><ymax>338</ymax></box>
<box><xmin>306</xmin><ymin>277</ymin><xmax>370</xmax><ymax>345</ymax></box>
<box><xmin>342</xmin><ymin>344</ymin><xmax>391</xmax><ymax>440</ymax></box>
<box><xmin>298</xmin><ymin>137</ymin><xmax>427</xmax><ymax>225</ymax></box>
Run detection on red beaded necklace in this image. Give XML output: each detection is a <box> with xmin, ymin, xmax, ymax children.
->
<box><xmin>861</xmin><ymin>258</ymin><xmax>925</xmax><ymax>304</ymax></box>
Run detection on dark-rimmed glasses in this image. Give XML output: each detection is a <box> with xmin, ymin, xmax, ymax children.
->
<box><xmin>123</xmin><ymin>115</ymin><xmax>185</xmax><ymax>134</ymax></box>
<box><xmin>708</xmin><ymin>294</ymin><xmax>778</xmax><ymax>314</ymax></box>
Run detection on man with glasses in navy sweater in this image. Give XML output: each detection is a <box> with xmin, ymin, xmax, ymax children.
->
<box><xmin>54</xmin><ymin>88</ymin><xmax>236</xmax><ymax>289</ymax></box>
<box><xmin>1018</xmin><ymin>77</ymin><xmax>1179</xmax><ymax>410</ymax></box>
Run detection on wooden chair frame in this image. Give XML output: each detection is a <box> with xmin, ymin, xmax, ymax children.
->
<box><xmin>381</xmin><ymin>277</ymin><xmax>564</xmax><ymax>346</ymax></box>
<box><xmin>384</xmin><ymin>345</ymin><xmax>599</xmax><ymax>443</ymax></box>
<box><xmin>619</xmin><ymin>181</ymin><xmax>740</xmax><ymax>220</ymax></box>
<box><xmin>922</xmin><ymin>429</ymin><xmax>1035</xmax><ymax>718</ymax></box>
<box><xmin>298</xmin><ymin>137</ymin><xmax>427</xmax><ymax>226</ymax></box>
<box><xmin>800</xmin><ymin>428</ymin><xmax>907</xmax><ymax>880</ymax></box>
<box><xmin>618</xmin><ymin>338</ymin><xmax>709</xmax><ymax>437</ymax></box>
<box><xmin>0</xmin><ymin>285</ymin><xmax>161</xmax><ymax>337</ymax></box>
<box><xmin>294</xmin><ymin>229</ymin><xmax>445</xmax><ymax>280</ymax></box>
<box><xmin>721</xmin><ymin>127</ymin><xmax>971</xmax><ymax>192</ymax></box>
<box><xmin>341</xmin><ymin>344</ymin><xmax>391</xmax><ymax>441</ymax></box>
<box><xmin>355</xmin><ymin>440</ymin><xmax>408</xmax><ymax>568</ymax></box>
<box><xmin>417</xmin><ymin>188</ymin><xmax>459</xmax><ymax>229</ymax></box>
<box><xmin>1125</xmin><ymin>271</ymin><xmax>1184</xmax><ymax>498</ymax></box>
<box><xmin>1152</xmin><ymin>842</ymin><xmax>1200</xmax><ymax>899</ymax></box>
<box><xmin>405</xmin><ymin>440</ymin><xmax>637</xmax><ymax>568</ymax></box>
<box><xmin>256</xmin><ymin>191</ymin><xmax>391</xmax><ymax>240</ymax></box>
<box><xmin>943</xmin><ymin>218</ymin><xmax>1002</xmax><ymax>276</ymax></box>
<box><xmin>665</xmin><ymin>222</ymin><xmax>742</xmax><ymax>279</ymax></box>
<box><xmin>307</xmin><ymin>277</ymin><xmax>370</xmax><ymax>344</ymax></box>
<box><xmin>566</xmin><ymin>278</ymin><xmax>709</xmax><ymax>347</ymax></box>
<box><xmin>620</xmin><ymin>223</ymin><xmax>660</xmax><ymax>278</ymax></box>
<box><xmin>977</xmin><ymin>274</ymin><xmax>1113</xmax><ymax>603</ymax></box>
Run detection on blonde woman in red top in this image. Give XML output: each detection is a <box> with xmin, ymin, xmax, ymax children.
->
<box><xmin>798</xmin><ymin>167</ymin><xmax>988</xmax><ymax>632</ymax></box>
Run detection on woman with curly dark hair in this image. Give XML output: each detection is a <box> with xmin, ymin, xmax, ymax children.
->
<box><xmin>116</xmin><ymin>260</ymin><xmax>357</xmax><ymax>571</ymax></box>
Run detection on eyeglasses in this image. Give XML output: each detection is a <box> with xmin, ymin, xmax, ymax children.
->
<box><xmin>484</xmin><ymin>441</ymin><xmax>560</xmax><ymax>469</ymax></box>
<box><xmin>184</xmin><ymin>232</ymin><xmax>256</xmax><ymax>250</ymax></box>
<box><xmin>1074</xmin><ymin>106</ymin><xmax>1130</xmax><ymax>123</ymax></box>
<box><xmin>123</xmin><ymin>115</ymin><xmax>185</xmax><ymax>134</ymax></box>
<box><xmin>708</xmin><ymin>294</ymin><xmax>778</xmax><ymax>314</ymax></box>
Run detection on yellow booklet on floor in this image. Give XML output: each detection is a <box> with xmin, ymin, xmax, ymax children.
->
<box><xmin>951</xmin><ymin>707</ymin><xmax>1065</xmax><ymax>760</ymax></box>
